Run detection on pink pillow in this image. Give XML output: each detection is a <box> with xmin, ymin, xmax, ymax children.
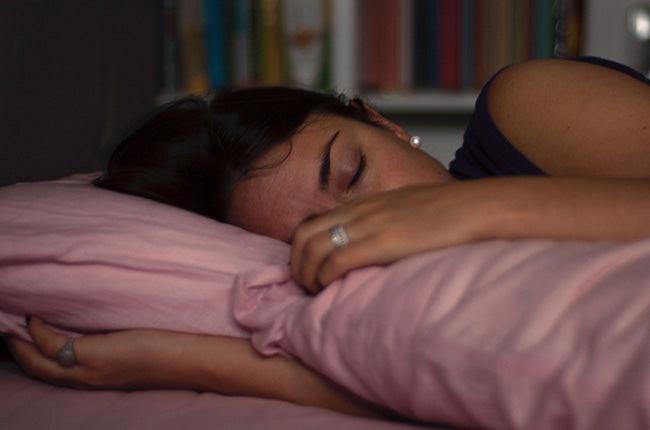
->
<box><xmin>0</xmin><ymin>175</ymin><xmax>289</xmax><ymax>340</ymax></box>
<box><xmin>234</xmin><ymin>239</ymin><xmax>650</xmax><ymax>429</ymax></box>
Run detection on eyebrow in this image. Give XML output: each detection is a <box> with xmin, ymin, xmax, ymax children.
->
<box><xmin>319</xmin><ymin>130</ymin><xmax>340</xmax><ymax>192</ymax></box>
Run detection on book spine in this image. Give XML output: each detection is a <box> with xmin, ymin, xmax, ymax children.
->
<box><xmin>461</xmin><ymin>0</ymin><xmax>475</xmax><ymax>88</ymax></box>
<box><xmin>565</xmin><ymin>0</ymin><xmax>583</xmax><ymax>57</ymax></box>
<box><xmin>259</xmin><ymin>0</ymin><xmax>284</xmax><ymax>85</ymax></box>
<box><xmin>203</xmin><ymin>0</ymin><xmax>227</xmax><ymax>89</ymax></box>
<box><xmin>232</xmin><ymin>0</ymin><xmax>253</xmax><ymax>86</ymax></box>
<box><xmin>440</xmin><ymin>0</ymin><xmax>461</xmax><ymax>89</ymax></box>
<box><xmin>554</xmin><ymin>0</ymin><xmax>583</xmax><ymax>58</ymax></box>
<box><xmin>359</xmin><ymin>0</ymin><xmax>381</xmax><ymax>89</ymax></box>
<box><xmin>160</xmin><ymin>0</ymin><xmax>181</xmax><ymax>96</ymax></box>
<box><xmin>331</xmin><ymin>0</ymin><xmax>357</xmax><ymax>93</ymax></box>
<box><xmin>318</xmin><ymin>0</ymin><xmax>331</xmax><ymax>90</ymax></box>
<box><xmin>534</xmin><ymin>0</ymin><xmax>555</xmax><ymax>58</ymax></box>
<box><xmin>178</xmin><ymin>0</ymin><xmax>209</xmax><ymax>93</ymax></box>
<box><xmin>512</xmin><ymin>0</ymin><xmax>522</xmax><ymax>63</ymax></box>
<box><xmin>282</xmin><ymin>0</ymin><xmax>326</xmax><ymax>88</ymax></box>
<box><xmin>399</xmin><ymin>0</ymin><xmax>414</xmax><ymax>89</ymax></box>
<box><xmin>413</xmin><ymin>0</ymin><xmax>430</xmax><ymax>88</ymax></box>
<box><xmin>427</xmin><ymin>0</ymin><xmax>440</xmax><ymax>88</ymax></box>
<box><xmin>489</xmin><ymin>0</ymin><xmax>513</xmax><ymax>76</ymax></box>
<box><xmin>473</xmin><ymin>0</ymin><xmax>490</xmax><ymax>87</ymax></box>
<box><xmin>381</xmin><ymin>0</ymin><xmax>402</xmax><ymax>90</ymax></box>
<box><xmin>527</xmin><ymin>0</ymin><xmax>536</xmax><ymax>59</ymax></box>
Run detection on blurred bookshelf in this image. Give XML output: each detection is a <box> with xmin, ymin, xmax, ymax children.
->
<box><xmin>363</xmin><ymin>90</ymin><xmax>479</xmax><ymax>114</ymax></box>
<box><xmin>156</xmin><ymin>0</ymin><xmax>585</xmax><ymax>115</ymax></box>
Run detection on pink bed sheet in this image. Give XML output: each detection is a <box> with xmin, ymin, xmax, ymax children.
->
<box><xmin>235</xmin><ymin>239</ymin><xmax>650</xmax><ymax>429</ymax></box>
<box><xmin>0</xmin><ymin>362</ymin><xmax>433</xmax><ymax>430</ymax></box>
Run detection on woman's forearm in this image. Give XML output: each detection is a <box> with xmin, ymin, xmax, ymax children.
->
<box><xmin>160</xmin><ymin>332</ymin><xmax>386</xmax><ymax>419</ymax></box>
<box><xmin>473</xmin><ymin>176</ymin><xmax>650</xmax><ymax>242</ymax></box>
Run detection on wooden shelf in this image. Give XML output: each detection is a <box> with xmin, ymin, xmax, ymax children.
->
<box><xmin>157</xmin><ymin>89</ymin><xmax>480</xmax><ymax>115</ymax></box>
<box><xmin>361</xmin><ymin>90</ymin><xmax>479</xmax><ymax>115</ymax></box>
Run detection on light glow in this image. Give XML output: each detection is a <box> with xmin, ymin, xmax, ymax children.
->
<box><xmin>629</xmin><ymin>6</ymin><xmax>650</xmax><ymax>41</ymax></box>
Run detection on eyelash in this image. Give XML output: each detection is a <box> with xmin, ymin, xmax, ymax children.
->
<box><xmin>348</xmin><ymin>153</ymin><xmax>367</xmax><ymax>189</ymax></box>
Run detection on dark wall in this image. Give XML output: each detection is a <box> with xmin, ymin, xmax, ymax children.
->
<box><xmin>0</xmin><ymin>0</ymin><xmax>158</xmax><ymax>186</ymax></box>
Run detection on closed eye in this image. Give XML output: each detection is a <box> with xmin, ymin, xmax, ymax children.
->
<box><xmin>348</xmin><ymin>153</ymin><xmax>366</xmax><ymax>190</ymax></box>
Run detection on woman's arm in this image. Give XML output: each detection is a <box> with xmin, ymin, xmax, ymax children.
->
<box><xmin>291</xmin><ymin>176</ymin><xmax>650</xmax><ymax>292</ymax></box>
<box><xmin>472</xmin><ymin>176</ymin><xmax>650</xmax><ymax>241</ymax></box>
<box><xmin>291</xmin><ymin>58</ymin><xmax>650</xmax><ymax>292</ymax></box>
<box><xmin>488</xmin><ymin>58</ymin><xmax>650</xmax><ymax>177</ymax></box>
<box><xmin>5</xmin><ymin>317</ymin><xmax>385</xmax><ymax>419</ymax></box>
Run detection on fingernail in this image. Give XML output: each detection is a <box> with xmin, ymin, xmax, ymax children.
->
<box><xmin>25</xmin><ymin>315</ymin><xmax>31</xmax><ymax>326</ymax></box>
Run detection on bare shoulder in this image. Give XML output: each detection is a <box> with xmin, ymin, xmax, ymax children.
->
<box><xmin>487</xmin><ymin>59</ymin><xmax>650</xmax><ymax>177</ymax></box>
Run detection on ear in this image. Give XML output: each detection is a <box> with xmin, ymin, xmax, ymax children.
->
<box><xmin>363</xmin><ymin>103</ymin><xmax>410</xmax><ymax>142</ymax></box>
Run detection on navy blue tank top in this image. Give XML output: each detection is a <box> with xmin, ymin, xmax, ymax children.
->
<box><xmin>448</xmin><ymin>57</ymin><xmax>650</xmax><ymax>180</ymax></box>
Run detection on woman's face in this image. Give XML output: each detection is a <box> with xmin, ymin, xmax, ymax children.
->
<box><xmin>230</xmin><ymin>114</ymin><xmax>455</xmax><ymax>242</ymax></box>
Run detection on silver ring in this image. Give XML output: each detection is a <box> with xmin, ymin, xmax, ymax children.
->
<box><xmin>329</xmin><ymin>224</ymin><xmax>350</xmax><ymax>248</ymax></box>
<box><xmin>57</xmin><ymin>337</ymin><xmax>77</xmax><ymax>368</ymax></box>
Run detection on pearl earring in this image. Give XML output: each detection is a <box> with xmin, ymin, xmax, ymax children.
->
<box><xmin>409</xmin><ymin>135</ymin><xmax>422</xmax><ymax>148</ymax></box>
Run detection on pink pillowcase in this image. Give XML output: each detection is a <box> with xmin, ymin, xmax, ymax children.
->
<box><xmin>0</xmin><ymin>175</ymin><xmax>289</xmax><ymax>340</ymax></box>
<box><xmin>233</xmin><ymin>239</ymin><xmax>650</xmax><ymax>429</ymax></box>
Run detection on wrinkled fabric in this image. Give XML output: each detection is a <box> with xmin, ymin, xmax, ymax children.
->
<box><xmin>0</xmin><ymin>176</ymin><xmax>288</xmax><ymax>340</ymax></box>
<box><xmin>233</xmin><ymin>239</ymin><xmax>650</xmax><ymax>430</ymax></box>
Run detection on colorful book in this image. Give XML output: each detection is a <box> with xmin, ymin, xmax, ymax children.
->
<box><xmin>203</xmin><ymin>0</ymin><xmax>228</xmax><ymax>89</ymax></box>
<box><xmin>490</xmin><ymin>0</ymin><xmax>513</xmax><ymax>77</ymax></box>
<box><xmin>331</xmin><ymin>0</ymin><xmax>357</xmax><ymax>93</ymax></box>
<box><xmin>231</xmin><ymin>0</ymin><xmax>254</xmax><ymax>86</ymax></box>
<box><xmin>282</xmin><ymin>0</ymin><xmax>326</xmax><ymax>88</ymax></box>
<box><xmin>412</xmin><ymin>0</ymin><xmax>439</xmax><ymax>88</ymax></box>
<box><xmin>554</xmin><ymin>0</ymin><xmax>583</xmax><ymax>58</ymax></box>
<box><xmin>381</xmin><ymin>0</ymin><xmax>402</xmax><ymax>90</ymax></box>
<box><xmin>317</xmin><ymin>0</ymin><xmax>332</xmax><ymax>90</ymax></box>
<box><xmin>360</xmin><ymin>0</ymin><xmax>401</xmax><ymax>90</ymax></box>
<box><xmin>534</xmin><ymin>0</ymin><xmax>555</xmax><ymax>58</ymax></box>
<box><xmin>512</xmin><ymin>0</ymin><xmax>532</xmax><ymax>64</ymax></box>
<box><xmin>258</xmin><ymin>0</ymin><xmax>284</xmax><ymax>85</ymax></box>
<box><xmin>460</xmin><ymin>0</ymin><xmax>475</xmax><ymax>89</ymax></box>
<box><xmin>178</xmin><ymin>0</ymin><xmax>209</xmax><ymax>93</ymax></box>
<box><xmin>473</xmin><ymin>0</ymin><xmax>490</xmax><ymax>87</ymax></box>
<box><xmin>439</xmin><ymin>0</ymin><xmax>461</xmax><ymax>89</ymax></box>
<box><xmin>159</xmin><ymin>0</ymin><xmax>585</xmax><ymax>95</ymax></box>
<box><xmin>399</xmin><ymin>0</ymin><xmax>413</xmax><ymax>89</ymax></box>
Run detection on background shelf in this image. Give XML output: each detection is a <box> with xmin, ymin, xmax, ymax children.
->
<box><xmin>362</xmin><ymin>90</ymin><xmax>479</xmax><ymax>115</ymax></box>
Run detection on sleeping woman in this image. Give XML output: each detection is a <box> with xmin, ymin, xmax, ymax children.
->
<box><xmin>5</xmin><ymin>57</ymin><xmax>650</xmax><ymax>419</ymax></box>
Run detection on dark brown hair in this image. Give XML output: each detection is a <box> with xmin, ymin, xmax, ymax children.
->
<box><xmin>93</xmin><ymin>86</ymin><xmax>378</xmax><ymax>222</ymax></box>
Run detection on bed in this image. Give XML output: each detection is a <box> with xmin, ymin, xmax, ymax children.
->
<box><xmin>1</xmin><ymin>176</ymin><xmax>648</xmax><ymax>429</ymax></box>
<box><xmin>0</xmin><ymin>360</ymin><xmax>430</xmax><ymax>430</ymax></box>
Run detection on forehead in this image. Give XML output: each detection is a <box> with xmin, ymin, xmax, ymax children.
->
<box><xmin>229</xmin><ymin>114</ymin><xmax>345</xmax><ymax>241</ymax></box>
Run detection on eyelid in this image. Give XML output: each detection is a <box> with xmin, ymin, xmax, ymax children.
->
<box><xmin>347</xmin><ymin>153</ymin><xmax>366</xmax><ymax>190</ymax></box>
<box><xmin>319</xmin><ymin>130</ymin><xmax>340</xmax><ymax>192</ymax></box>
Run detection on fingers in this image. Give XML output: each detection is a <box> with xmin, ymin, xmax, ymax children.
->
<box><xmin>290</xmin><ymin>201</ymin><xmax>374</xmax><ymax>287</ymax></box>
<box><xmin>28</xmin><ymin>316</ymin><xmax>71</xmax><ymax>361</ymax></box>
<box><xmin>292</xmin><ymin>216</ymin><xmax>390</xmax><ymax>293</ymax></box>
<box><xmin>316</xmin><ymin>236</ymin><xmax>390</xmax><ymax>287</ymax></box>
<box><xmin>291</xmin><ymin>215</ymin><xmax>351</xmax><ymax>282</ymax></box>
<box><xmin>6</xmin><ymin>336</ymin><xmax>86</xmax><ymax>388</ymax></box>
<box><xmin>297</xmin><ymin>227</ymin><xmax>355</xmax><ymax>294</ymax></box>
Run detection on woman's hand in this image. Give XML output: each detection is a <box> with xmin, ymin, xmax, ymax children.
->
<box><xmin>5</xmin><ymin>317</ymin><xmax>389</xmax><ymax>419</ymax></box>
<box><xmin>291</xmin><ymin>175</ymin><xmax>650</xmax><ymax>294</ymax></box>
<box><xmin>5</xmin><ymin>317</ymin><xmax>190</xmax><ymax>390</ymax></box>
<box><xmin>290</xmin><ymin>182</ymin><xmax>493</xmax><ymax>293</ymax></box>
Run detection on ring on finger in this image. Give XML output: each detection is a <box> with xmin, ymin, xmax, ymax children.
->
<box><xmin>329</xmin><ymin>224</ymin><xmax>350</xmax><ymax>248</ymax></box>
<box><xmin>57</xmin><ymin>337</ymin><xmax>78</xmax><ymax>368</ymax></box>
